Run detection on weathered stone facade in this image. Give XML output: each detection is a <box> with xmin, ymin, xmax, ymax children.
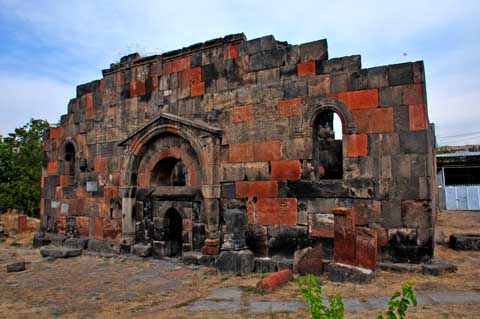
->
<box><xmin>40</xmin><ymin>33</ymin><xmax>436</xmax><ymax>263</ymax></box>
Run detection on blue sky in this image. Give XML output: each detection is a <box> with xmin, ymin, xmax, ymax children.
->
<box><xmin>0</xmin><ymin>0</ymin><xmax>479</xmax><ymax>145</ymax></box>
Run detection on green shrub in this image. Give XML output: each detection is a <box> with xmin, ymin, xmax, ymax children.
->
<box><xmin>299</xmin><ymin>274</ymin><xmax>344</xmax><ymax>319</ymax></box>
<box><xmin>299</xmin><ymin>275</ymin><xmax>416</xmax><ymax>319</ymax></box>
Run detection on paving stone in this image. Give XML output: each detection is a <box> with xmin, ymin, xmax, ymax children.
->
<box><xmin>40</xmin><ymin>247</ymin><xmax>82</xmax><ymax>259</ymax></box>
<box><xmin>189</xmin><ymin>300</ymin><xmax>242</xmax><ymax>312</ymax></box>
<box><xmin>206</xmin><ymin>288</ymin><xmax>242</xmax><ymax>301</ymax></box>
<box><xmin>325</xmin><ymin>262</ymin><xmax>374</xmax><ymax>283</ymax></box>
<box><xmin>249</xmin><ymin>301</ymin><xmax>306</xmax><ymax>314</ymax></box>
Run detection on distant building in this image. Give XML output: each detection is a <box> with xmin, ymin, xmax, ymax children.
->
<box><xmin>437</xmin><ymin>151</ymin><xmax>480</xmax><ymax>210</ymax></box>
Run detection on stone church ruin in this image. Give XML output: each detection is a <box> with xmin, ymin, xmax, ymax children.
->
<box><xmin>40</xmin><ymin>33</ymin><xmax>435</xmax><ymax>270</ymax></box>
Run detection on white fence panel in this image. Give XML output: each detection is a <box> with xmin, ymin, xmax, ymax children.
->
<box><xmin>445</xmin><ymin>185</ymin><xmax>480</xmax><ymax>211</ymax></box>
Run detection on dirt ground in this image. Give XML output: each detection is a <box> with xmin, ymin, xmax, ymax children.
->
<box><xmin>1</xmin><ymin>210</ymin><xmax>479</xmax><ymax>318</ymax></box>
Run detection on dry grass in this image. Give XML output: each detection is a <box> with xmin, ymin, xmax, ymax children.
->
<box><xmin>0</xmin><ymin>210</ymin><xmax>39</xmax><ymax>247</ymax></box>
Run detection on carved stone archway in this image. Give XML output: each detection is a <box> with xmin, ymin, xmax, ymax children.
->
<box><xmin>118</xmin><ymin>113</ymin><xmax>222</xmax><ymax>250</ymax></box>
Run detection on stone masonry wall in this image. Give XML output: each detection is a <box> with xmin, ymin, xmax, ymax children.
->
<box><xmin>40</xmin><ymin>33</ymin><xmax>435</xmax><ymax>262</ymax></box>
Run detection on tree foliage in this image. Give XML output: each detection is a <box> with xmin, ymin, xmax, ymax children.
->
<box><xmin>0</xmin><ymin>119</ymin><xmax>49</xmax><ymax>217</ymax></box>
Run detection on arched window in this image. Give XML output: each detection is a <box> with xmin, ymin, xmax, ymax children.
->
<box><xmin>64</xmin><ymin>142</ymin><xmax>76</xmax><ymax>178</ymax></box>
<box><xmin>151</xmin><ymin>157</ymin><xmax>187</xmax><ymax>186</ymax></box>
<box><xmin>312</xmin><ymin>110</ymin><xmax>343</xmax><ymax>179</ymax></box>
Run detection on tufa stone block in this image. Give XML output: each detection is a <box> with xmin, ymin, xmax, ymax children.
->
<box><xmin>270</xmin><ymin>160</ymin><xmax>302</xmax><ymax>181</ymax></box>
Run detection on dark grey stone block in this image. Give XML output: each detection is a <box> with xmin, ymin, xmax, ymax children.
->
<box><xmin>33</xmin><ymin>235</ymin><xmax>51</xmax><ymax>248</ymax></box>
<box><xmin>215</xmin><ymin>249</ymin><xmax>254</xmax><ymax>274</ymax></box>
<box><xmin>40</xmin><ymin>247</ymin><xmax>82</xmax><ymax>259</ymax></box>
<box><xmin>282</xmin><ymin>80</ymin><xmax>307</xmax><ymax>98</ymax></box>
<box><xmin>254</xmin><ymin>257</ymin><xmax>277</xmax><ymax>273</ymax></box>
<box><xmin>221</xmin><ymin>182</ymin><xmax>236</xmax><ymax>199</ymax></box>
<box><xmin>64</xmin><ymin>238</ymin><xmax>88</xmax><ymax>250</ymax></box>
<box><xmin>348</xmin><ymin>69</ymin><xmax>368</xmax><ymax>91</ymax></box>
<box><xmin>325</xmin><ymin>262</ymin><xmax>374</xmax><ymax>283</ymax></box>
<box><xmin>7</xmin><ymin>261</ymin><xmax>26</xmax><ymax>272</ymax></box>
<box><xmin>399</xmin><ymin>131</ymin><xmax>428</xmax><ymax>154</ymax></box>
<box><xmin>299</xmin><ymin>39</ymin><xmax>328</xmax><ymax>62</ymax></box>
<box><xmin>132</xmin><ymin>244</ymin><xmax>152</xmax><ymax>257</ymax></box>
<box><xmin>287</xmin><ymin>180</ymin><xmax>349</xmax><ymax>198</ymax></box>
<box><xmin>421</xmin><ymin>262</ymin><xmax>457</xmax><ymax>276</ymax></box>
<box><xmin>388</xmin><ymin>62</ymin><xmax>413</xmax><ymax>86</ymax></box>
<box><xmin>87</xmin><ymin>239</ymin><xmax>120</xmax><ymax>254</ymax></box>
<box><xmin>238</xmin><ymin>35</ymin><xmax>276</xmax><ymax>56</ymax></box>
<box><xmin>367</xmin><ymin>66</ymin><xmax>388</xmax><ymax>88</ymax></box>
<box><xmin>449</xmin><ymin>234</ymin><xmax>480</xmax><ymax>251</ymax></box>
<box><xmin>223</xmin><ymin>209</ymin><xmax>247</xmax><ymax>250</ymax></box>
<box><xmin>248</xmin><ymin>48</ymin><xmax>286</xmax><ymax>72</ymax></box>
<box><xmin>379</xmin><ymin>86</ymin><xmax>403</xmax><ymax>107</ymax></box>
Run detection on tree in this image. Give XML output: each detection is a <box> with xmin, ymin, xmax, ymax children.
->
<box><xmin>0</xmin><ymin>119</ymin><xmax>50</xmax><ymax>217</ymax></box>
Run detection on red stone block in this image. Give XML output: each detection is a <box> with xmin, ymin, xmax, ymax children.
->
<box><xmin>55</xmin><ymin>186</ymin><xmax>63</xmax><ymax>200</ymax></box>
<box><xmin>403</xmin><ymin>84</ymin><xmax>425</xmax><ymax>105</ymax></box>
<box><xmin>347</xmin><ymin>134</ymin><xmax>368</xmax><ymax>157</ymax></box>
<box><xmin>85</xmin><ymin>93</ymin><xmax>94</xmax><ymax>119</ymax></box>
<box><xmin>129</xmin><ymin>80</ymin><xmax>146</xmax><ymax>97</ymax></box>
<box><xmin>190</xmin><ymin>67</ymin><xmax>202</xmax><ymax>84</ymax></box>
<box><xmin>47</xmin><ymin>161</ymin><xmax>58</xmax><ymax>175</ymax></box>
<box><xmin>93</xmin><ymin>217</ymin><xmax>103</xmax><ymax>240</ymax></box>
<box><xmin>270</xmin><ymin>160</ymin><xmax>302</xmax><ymax>180</ymax></box>
<box><xmin>102</xmin><ymin>218</ymin><xmax>121</xmax><ymax>240</ymax></box>
<box><xmin>256</xmin><ymin>198</ymin><xmax>298</xmax><ymax>225</ymax></box>
<box><xmin>352</xmin><ymin>107</ymin><xmax>394</xmax><ymax>133</ymax></box>
<box><xmin>235</xmin><ymin>181</ymin><xmax>279</xmax><ymax>199</ymax></box>
<box><xmin>232</xmin><ymin>105</ymin><xmax>254</xmax><ymax>123</ymax></box>
<box><xmin>247</xmin><ymin>199</ymin><xmax>255</xmax><ymax>224</ymax></box>
<box><xmin>104</xmin><ymin>186</ymin><xmax>119</xmax><ymax>200</ymax></box>
<box><xmin>229</xmin><ymin>143</ymin><xmax>254</xmax><ymax>163</ymax></box>
<box><xmin>59</xmin><ymin>175</ymin><xmax>72</xmax><ymax>187</ymax></box>
<box><xmin>256</xmin><ymin>269</ymin><xmax>293</xmax><ymax>293</ymax></box>
<box><xmin>409</xmin><ymin>104</ymin><xmax>428</xmax><ymax>131</ymax></box>
<box><xmin>57</xmin><ymin>216</ymin><xmax>66</xmax><ymax>235</ymax></box>
<box><xmin>76</xmin><ymin>216</ymin><xmax>90</xmax><ymax>237</ymax></box>
<box><xmin>355</xmin><ymin>227</ymin><xmax>378</xmax><ymax>270</ymax></box>
<box><xmin>167</xmin><ymin>56</ymin><xmax>191</xmax><ymax>74</ymax></box>
<box><xmin>191</xmin><ymin>82</ymin><xmax>205</xmax><ymax>96</ymax></box>
<box><xmin>328</xmin><ymin>89</ymin><xmax>378</xmax><ymax>110</ymax></box>
<box><xmin>201</xmin><ymin>245</ymin><xmax>220</xmax><ymax>255</ymax></box>
<box><xmin>333</xmin><ymin>207</ymin><xmax>356</xmax><ymax>266</ymax></box>
<box><xmin>49</xmin><ymin>126</ymin><xmax>63</xmax><ymax>139</ymax></box>
<box><xmin>94</xmin><ymin>156</ymin><xmax>107</xmax><ymax>173</ymax></box>
<box><xmin>375</xmin><ymin>228</ymin><xmax>389</xmax><ymax>248</ymax></box>
<box><xmin>40</xmin><ymin>175</ymin><xmax>44</xmax><ymax>188</ymax></box>
<box><xmin>293</xmin><ymin>245</ymin><xmax>323</xmax><ymax>275</ymax></box>
<box><xmin>17</xmin><ymin>215</ymin><xmax>29</xmax><ymax>233</ymax></box>
<box><xmin>297</xmin><ymin>61</ymin><xmax>316</xmax><ymax>77</ymax></box>
<box><xmin>225</xmin><ymin>44</ymin><xmax>239</xmax><ymax>60</ymax></box>
<box><xmin>278</xmin><ymin>98</ymin><xmax>302</xmax><ymax>117</ymax></box>
<box><xmin>253</xmin><ymin>140</ymin><xmax>282</xmax><ymax>162</ymax></box>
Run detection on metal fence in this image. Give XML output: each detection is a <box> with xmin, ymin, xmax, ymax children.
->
<box><xmin>445</xmin><ymin>185</ymin><xmax>480</xmax><ymax>210</ymax></box>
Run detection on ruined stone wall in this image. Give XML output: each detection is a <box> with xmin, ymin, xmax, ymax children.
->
<box><xmin>40</xmin><ymin>33</ymin><xmax>435</xmax><ymax>262</ymax></box>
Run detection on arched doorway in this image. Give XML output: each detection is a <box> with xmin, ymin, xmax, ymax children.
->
<box><xmin>165</xmin><ymin>208</ymin><xmax>183</xmax><ymax>257</ymax></box>
<box><xmin>151</xmin><ymin>157</ymin><xmax>187</xmax><ymax>186</ymax></box>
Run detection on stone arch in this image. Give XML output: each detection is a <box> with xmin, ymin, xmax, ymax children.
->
<box><xmin>58</xmin><ymin>137</ymin><xmax>81</xmax><ymax>183</ymax></box>
<box><xmin>122</xmin><ymin>124</ymin><xmax>208</xmax><ymax>187</ymax></box>
<box><xmin>304</xmin><ymin>97</ymin><xmax>357</xmax><ymax>180</ymax></box>
<box><xmin>305</xmin><ymin>97</ymin><xmax>357</xmax><ymax>135</ymax></box>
